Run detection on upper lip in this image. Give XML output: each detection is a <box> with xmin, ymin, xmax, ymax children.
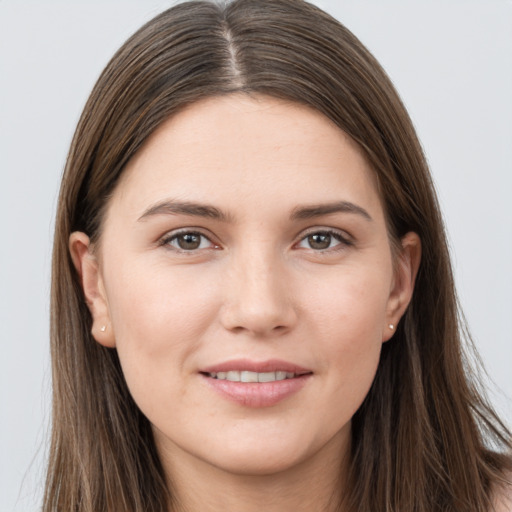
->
<box><xmin>200</xmin><ymin>359</ymin><xmax>312</xmax><ymax>375</ymax></box>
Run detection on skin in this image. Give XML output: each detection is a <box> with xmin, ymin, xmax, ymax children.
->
<box><xmin>70</xmin><ymin>94</ymin><xmax>421</xmax><ymax>512</ymax></box>
<box><xmin>493</xmin><ymin>475</ymin><xmax>512</xmax><ymax>512</ymax></box>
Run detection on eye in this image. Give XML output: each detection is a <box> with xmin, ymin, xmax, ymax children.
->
<box><xmin>161</xmin><ymin>230</ymin><xmax>217</xmax><ymax>252</ymax></box>
<box><xmin>296</xmin><ymin>230</ymin><xmax>350</xmax><ymax>251</ymax></box>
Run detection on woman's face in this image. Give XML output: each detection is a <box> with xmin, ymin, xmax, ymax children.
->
<box><xmin>72</xmin><ymin>94</ymin><xmax>418</xmax><ymax>479</ymax></box>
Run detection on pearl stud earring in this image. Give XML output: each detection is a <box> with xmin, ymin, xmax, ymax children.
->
<box><xmin>100</xmin><ymin>325</ymin><xmax>106</xmax><ymax>332</ymax></box>
<box><xmin>389</xmin><ymin>324</ymin><xmax>394</xmax><ymax>330</ymax></box>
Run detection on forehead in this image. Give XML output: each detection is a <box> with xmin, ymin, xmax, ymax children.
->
<box><xmin>107</xmin><ymin>94</ymin><xmax>384</xmax><ymax>223</ymax></box>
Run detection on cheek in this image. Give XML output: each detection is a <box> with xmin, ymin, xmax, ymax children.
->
<box><xmin>307</xmin><ymin>262</ymin><xmax>391</xmax><ymax>342</ymax></box>
<box><xmin>103</xmin><ymin>259</ymin><xmax>221</xmax><ymax>402</ymax></box>
<box><xmin>302</xmin><ymin>264</ymin><xmax>390</xmax><ymax>417</ymax></box>
<box><xmin>107</xmin><ymin>257</ymin><xmax>220</xmax><ymax>339</ymax></box>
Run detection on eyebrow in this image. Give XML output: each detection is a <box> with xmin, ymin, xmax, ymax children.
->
<box><xmin>137</xmin><ymin>199</ymin><xmax>372</xmax><ymax>223</ymax></box>
<box><xmin>138</xmin><ymin>200</ymin><xmax>231</xmax><ymax>222</ymax></box>
<box><xmin>291</xmin><ymin>201</ymin><xmax>373</xmax><ymax>222</ymax></box>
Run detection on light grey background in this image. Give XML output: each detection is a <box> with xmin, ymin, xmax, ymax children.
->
<box><xmin>1</xmin><ymin>1</ymin><xmax>511</xmax><ymax>510</ymax></box>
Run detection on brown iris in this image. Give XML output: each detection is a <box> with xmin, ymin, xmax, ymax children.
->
<box><xmin>176</xmin><ymin>233</ymin><xmax>202</xmax><ymax>250</ymax></box>
<box><xmin>307</xmin><ymin>233</ymin><xmax>332</xmax><ymax>250</ymax></box>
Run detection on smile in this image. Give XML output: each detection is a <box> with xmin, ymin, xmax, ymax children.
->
<box><xmin>207</xmin><ymin>370</ymin><xmax>298</xmax><ymax>382</ymax></box>
<box><xmin>200</xmin><ymin>360</ymin><xmax>313</xmax><ymax>407</ymax></box>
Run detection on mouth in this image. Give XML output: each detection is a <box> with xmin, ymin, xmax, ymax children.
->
<box><xmin>199</xmin><ymin>360</ymin><xmax>313</xmax><ymax>407</ymax></box>
<box><xmin>203</xmin><ymin>370</ymin><xmax>309</xmax><ymax>382</ymax></box>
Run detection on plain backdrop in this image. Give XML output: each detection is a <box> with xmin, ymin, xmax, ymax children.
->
<box><xmin>1</xmin><ymin>1</ymin><xmax>511</xmax><ymax>510</ymax></box>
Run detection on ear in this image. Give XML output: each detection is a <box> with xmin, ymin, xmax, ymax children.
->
<box><xmin>69</xmin><ymin>232</ymin><xmax>116</xmax><ymax>347</ymax></box>
<box><xmin>382</xmin><ymin>231</ymin><xmax>421</xmax><ymax>342</ymax></box>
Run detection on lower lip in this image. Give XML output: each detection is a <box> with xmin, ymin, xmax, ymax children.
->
<box><xmin>201</xmin><ymin>374</ymin><xmax>312</xmax><ymax>408</ymax></box>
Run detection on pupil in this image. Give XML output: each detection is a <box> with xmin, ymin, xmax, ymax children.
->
<box><xmin>309</xmin><ymin>233</ymin><xmax>331</xmax><ymax>250</ymax></box>
<box><xmin>178</xmin><ymin>233</ymin><xmax>201</xmax><ymax>250</ymax></box>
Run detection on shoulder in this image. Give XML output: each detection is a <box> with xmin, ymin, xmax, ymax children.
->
<box><xmin>492</xmin><ymin>472</ymin><xmax>512</xmax><ymax>512</ymax></box>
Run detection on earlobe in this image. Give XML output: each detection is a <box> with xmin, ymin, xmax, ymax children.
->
<box><xmin>69</xmin><ymin>232</ymin><xmax>116</xmax><ymax>348</ymax></box>
<box><xmin>382</xmin><ymin>232</ymin><xmax>421</xmax><ymax>342</ymax></box>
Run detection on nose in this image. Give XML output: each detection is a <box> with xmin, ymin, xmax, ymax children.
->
<box><xmin>219</xmin><ymin>250</ymin><xmax>298</xmax><ymax>337</ymax></box>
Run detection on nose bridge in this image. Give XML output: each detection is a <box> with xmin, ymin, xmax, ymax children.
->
<box><xmin>221</xmin><ymin>241</ymin><xmax>296</xmax><ymax>335</ymax></box>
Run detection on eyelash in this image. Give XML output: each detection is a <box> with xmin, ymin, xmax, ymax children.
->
<box><xmin>159</xmin><ymin>229</ymin><xmax>219</xmax><ymax>253</ymax></box>
<box><xmin>295</xmin><ymin>229</ymin><xmax>353</xmax><ymax>252</ymax></box>
<box><xmin>159</xmin><ymin>228</ymin><xmax>353</xmax><ymax>253</ymax></box>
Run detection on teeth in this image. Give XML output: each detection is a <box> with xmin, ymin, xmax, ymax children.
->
<box><xmin>226</xmin><ymin>371</ymin><xmax>239</xmax><ymax>382</ymax></box>
<box><xmin>258</xmin><ymin>372</ymin><xmax>276</xmax><ymax>382</ymax></box>
<box><xmin>241</xmin><ymin>371</ymin><xmax>258</xmax><ymax>383</ymax></box>
<box><xmin>208</xmin><ymin>370</ymin><xmax>298</xmax><ymax>382</ymax></box>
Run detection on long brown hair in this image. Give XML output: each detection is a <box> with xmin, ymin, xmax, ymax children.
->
<box><xmin>45</xmin><ymin>1</ymin><xmax>511</xmax><ymax>510</ymax></box>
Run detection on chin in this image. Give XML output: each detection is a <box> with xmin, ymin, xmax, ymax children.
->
<box><xmin>195</xmin><ymin>423</ymin><xmax>347</xmax><ymax>478</ymax></box>
<box><xmin>207</xmin><ymin>445</ymin><xmax>310</xmax><ymax>477</ymax></box>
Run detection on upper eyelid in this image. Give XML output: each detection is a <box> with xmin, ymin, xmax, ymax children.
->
<box><xmin>157</xmin><ymin>226</ymin><xmax>353</xmax><ymax>248</ymax></box>
<box><xmin>295</xmin><ymin>226</ymin><xmax>353</xmax><ymax>242</ymax></box>
<box><xmin>159</xmin><ymin>228</ymin><xmax>218</xmax><ymax>248</ymax></box>
<box><xmin>160</xmin><ymin>227</ymin><xmax>214</xmax><ymax>240</ymax></box>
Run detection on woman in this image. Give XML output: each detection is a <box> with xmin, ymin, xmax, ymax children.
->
<box><xmin>44</xmin><ymin>0</ymin><xmax>512</xmax><ymax>510</ymax></box>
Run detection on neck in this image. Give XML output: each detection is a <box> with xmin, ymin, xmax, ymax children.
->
<box><xmin>159</xmin><ymin>433</ymin><xmax>350</xmax><ymax>512</ymax></box>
